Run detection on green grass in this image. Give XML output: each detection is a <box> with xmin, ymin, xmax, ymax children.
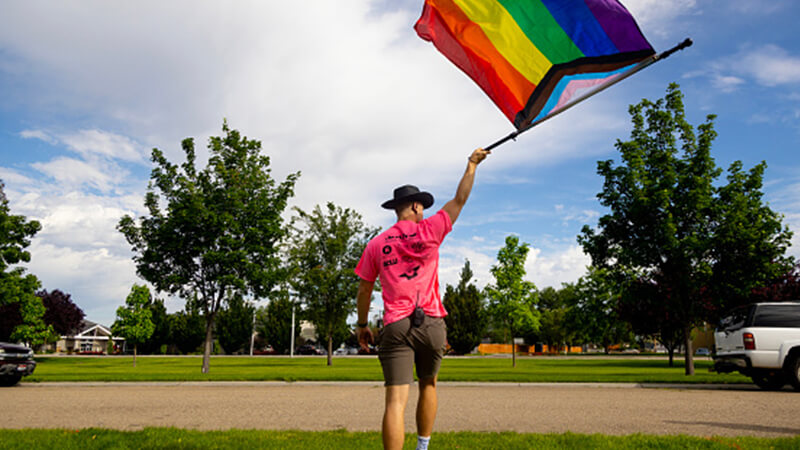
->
<box><xmin>0</xmin><ymin>429</ymin><xmax>797</xmax><ymax>449</ymax></box>
<box><xmin>25</xmin><ymin>356</ymin><xmax>751</xmax><ymax>384</ymax></box>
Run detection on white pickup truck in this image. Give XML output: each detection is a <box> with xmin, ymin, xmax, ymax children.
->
<box><xmin>713</xmin><ymin>302</ymin><xmax>800</xmax><ymax>391</ymax></box>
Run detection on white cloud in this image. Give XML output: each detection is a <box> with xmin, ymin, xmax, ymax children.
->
<box><xmin>60</xmin><ymin>129</ymin><xmax>145</xmax><ymax>163</ymax></box>
<box><xmin>27</xmin><ymin>241</ymin><xmax>139</xmax><ymax>325</ymax></box>
<box><xmin>703</xmin><ymin>44</ymin><xmax>800</xmax><ymax>92</ymax></box>
<box><xmin>0</xmin><ymin>168</ymin><xmax>36</xmax><ymax>187</ymax></box>
<box><xmin>738</xmin><ymin>45</ymin><xmax>800</xmax><ymax>86</ymax></box>
<box><xmin>525</xmin><ymin>244</ymin><xmax>591</xmax><ymax>289</ymax></box>
<box><xmin>31</xmin><ymin>157</ymin><xmax>118</xmax><ymax>193</ymax></box>
<box><xmin>711</xmin><ymin>75</ymin><xmax>745</xmax><ymax>93</ymax></box>
<box><xmin>622</xmin><ymin>0</ymin><xmax>698</xmax><ymax>39</ymax></box>
<box><xmin>20</xmin><ymin>129</ymin><xmax>57</xmax><ymax>145</ymax></box>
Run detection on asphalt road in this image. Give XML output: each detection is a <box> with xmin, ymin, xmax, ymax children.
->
<box><xmin>1</xmin><ymin>382</ymin><xmax>798</xmax><ymax>437</ymax></box>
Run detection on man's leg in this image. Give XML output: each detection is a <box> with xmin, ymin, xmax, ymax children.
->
<box><xmin>383</xmin><ymin>384</ymin><xmax>410</xmax><ymax>450</ymax></box>
<box><xmin>416</xmin><ymin>376</ymin><xmax>438</xmax><ymax>438</ymax></box>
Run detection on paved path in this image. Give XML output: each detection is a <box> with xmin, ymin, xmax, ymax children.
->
<box><xmin>2</xmin><ymin>382</ymin><xmax>798</xmax><ymax>437</ymax></box>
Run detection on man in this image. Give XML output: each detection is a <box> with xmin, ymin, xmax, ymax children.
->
<box><xmin>355</xmin><ymin>148</ymin><xmax>489</xmax><ymax>450</ymax></box>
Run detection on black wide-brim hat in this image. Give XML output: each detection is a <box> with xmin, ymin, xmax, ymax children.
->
<box><xmin>381</xmin><ymin>184</ymin><xmax>434</xmax><ymax>210</ymax></box>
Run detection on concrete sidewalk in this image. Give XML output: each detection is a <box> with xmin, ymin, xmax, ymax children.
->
<box><xmin>3</xmin><ymin>382</ymin><xmax>798</xmax><ymax>436</ymax></box>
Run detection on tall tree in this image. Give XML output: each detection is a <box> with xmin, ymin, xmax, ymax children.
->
<box><xmin>169</xmin><ymin>306</ymin><xmax>206</xmax><ymax>354</ymax></box>
<box><xmin>287</xmin><ymin>203</ymin><xmax>378</xmax><ymax>365</ymax></box>
<box><xmin>443</xmin><ymin>260</ymin><xmax>486</xmax><ymax>355</ymax></box>
<box><xmin>112</xmin><ymin>284</ymin><xmax>155</xmax><ymax>367</ymax></box>
<box><xmin>138</xmin><ymin>298</ymin><xmax>169</xmax><ymax>354</ymax></box>
<box><xmin>216</xmin><ymin>293</ymin><xmax>255</xmax><ymax>354</ymax></box>
<box><xmin>38</xmin><ymin>289</ymin><xmax>85</xmax><ymax>336</ymax></box>
<box><xmin>750</xmin><ymin>263</ymin><xmax>800</xmax><ymax>303</ymax></box>
<box><xmin>118</xmin><ymin>122</ymin><xmax>299</xmax><ymax>373</ymax></box>
<box><xmin>618</xmin><ymin>276</ymin><xmax>684</xmax><ymax>366</ymax></box>
<box><xmin>0</xmin><ymin>181</ymin><xmax>54</xmax><ymax>345</ymax></box>
<box><xmin>257</xmin><ymin>292</ymin><xmax>301</xmax><ymax>355</ymax></box>
<box><xmin>579</xmin><ymin>84</ymin><xmax>793</xmax><ymax>375</ymax></box>
<box><xmin>531</xmin><ymin>284</ymin><xmax>578</xmax><ymax>354</ymax></box>
<box><xmin>569</xmin><ymin>267</ymin><xmax>632</xmax><ymax>354</ymax></box>
<box><xmin>485</xmin><ymin>235</ymin><xmax>539</xmax><ymax>368</ymax></box>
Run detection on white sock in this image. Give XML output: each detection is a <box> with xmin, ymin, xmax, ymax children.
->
<box><xmin>417</xmin><ymin>435</ymin><xmax>431</xmax><ymax>450</ymax></box>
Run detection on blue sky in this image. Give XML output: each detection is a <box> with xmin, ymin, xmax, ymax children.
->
<box><xmin>1</xmin><ymin>1</ymin><xmax>799</xmax><ymax>326</ymax></box>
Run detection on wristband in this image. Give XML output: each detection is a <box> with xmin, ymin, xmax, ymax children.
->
<box><xmin>357</xmin><ymin>321</ymin><xmax>368</xmax><ymax>328</ymax></box>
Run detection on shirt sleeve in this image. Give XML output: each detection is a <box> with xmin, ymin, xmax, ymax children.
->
<box><xmin>354</xmin><ymin>240</ymin><xmax>378</xmax><ymax>282</ymax></box>
<box><xmin>427</xmin><ymin>209</ymin><xmax>453</xmax><ymax>244</ymax></box>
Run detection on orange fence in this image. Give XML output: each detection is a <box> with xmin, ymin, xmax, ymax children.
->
<box><xmin>477</xmin><ymin>343</ymin><xmax>583</xmax><ymax>355</ymax></box>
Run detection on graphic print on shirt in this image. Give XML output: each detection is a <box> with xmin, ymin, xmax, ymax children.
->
<box><xmin>382</xmin><ymin>231</ymin><xmax>428</xmax><ymax>282</ymax></box>
<box><xmin>399</xmin><ymin>265</ymin><xmax>420</xmax><ymax>280</ymax></box>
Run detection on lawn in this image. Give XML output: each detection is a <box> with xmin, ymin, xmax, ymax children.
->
<box><xmin>25</xmin><ymin>355</ymin><xmax>751</xmax><ymax>384</ymax></box>
<box><xmin>0</xmin><ymin>429</ymin><xmax>797</xmax><ymax>449</ymax></box>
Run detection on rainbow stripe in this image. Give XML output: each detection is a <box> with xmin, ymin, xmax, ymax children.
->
<box><xmin>415</xmin><ymin>0</ymin><xmax>654</xmax><ymax>129</ymax></box>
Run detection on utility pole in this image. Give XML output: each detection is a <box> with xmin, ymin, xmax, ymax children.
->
<box><xmin>249</xmin><ymin>303</ymin><xmax>256</xmax><ymax>356</ymax></box>
<box><xmin>290</xmin><ymin>302</ymin><xmax>296</xmax><ymax>358</ymax></box>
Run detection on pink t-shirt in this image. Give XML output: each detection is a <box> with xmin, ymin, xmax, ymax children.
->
<box><xmin>355</xmin><ymin>209</ymin><xmax>452</xmax><ymax>325</ymax></box>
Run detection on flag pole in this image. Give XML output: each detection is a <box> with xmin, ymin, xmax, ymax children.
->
<box><xmin>484</xmin><ymin>38</ymin><xmax>693</xmax><ymax>151</ymax></box>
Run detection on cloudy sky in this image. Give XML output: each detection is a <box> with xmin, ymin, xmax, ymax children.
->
<box><xmin>2</xmin><ymin>1</ymin><xmax>799</xmax><ymax>325</ymax></box>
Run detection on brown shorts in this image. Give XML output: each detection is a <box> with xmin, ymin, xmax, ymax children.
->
<box><xmin>377</xmin><ymin>316</ymin><xmax>447</xmax><ymax>386</ymax></box>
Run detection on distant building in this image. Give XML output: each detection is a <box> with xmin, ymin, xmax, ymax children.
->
<box><xmin>50</xmin><ymin>320</ymin><xmax>125</xmax><ymax>354</ymax></box>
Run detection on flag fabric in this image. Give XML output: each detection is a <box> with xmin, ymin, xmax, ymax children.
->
<box><xmin>415</xmin><ymin>0</ymin><xmax>654</xmax><ymax>130</ymax></box>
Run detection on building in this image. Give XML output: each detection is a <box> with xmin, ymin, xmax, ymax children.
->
<box><xmin>51</xmin><ymin>320</ymin><xmax>125</xmax><ymax>354</ymax></box>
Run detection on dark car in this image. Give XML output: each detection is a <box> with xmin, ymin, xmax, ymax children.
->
<box><xmin>0</xmin><ymin>342</ymin><xmax>36</xmax><ymax>386</ymax></box>
<box><xmin>295</xmin><ymin>344</ymin><xmax>323</xmax><ymax>355</ymax></box>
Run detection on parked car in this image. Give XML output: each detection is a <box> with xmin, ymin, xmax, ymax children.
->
<box><xmin>713</xmin><ymin>302</ymin><xmax>800</xmax><ymax>391</ymax></box>
<box><xmin>254</xmin><ymin>345</ymin><xmax>277</xmax><ymax>355</ymax></box>
<box><xmin>295</xmin><ymin>344</ymin><xmax>324</xmax><ymax>355</ymax></box>
<box><xmin>334</xmin><ymin>346</ymin><xmax>359</xmax><ymax>355</ymax></box>
<box><xmin>695</xmin><ymin>347</ymin><xmax>710</xmax><ymax>356</ymax></box>
<box><xmin>0</xmin><ymin>342</ymin><xmax>36</xmax><ymax>387</ymax></box>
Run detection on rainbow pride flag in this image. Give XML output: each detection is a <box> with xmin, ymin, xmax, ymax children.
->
<box><xmin>415</xmin><ymin>0</ymin><xmax>655</xmax><ymax>130</ymax></box>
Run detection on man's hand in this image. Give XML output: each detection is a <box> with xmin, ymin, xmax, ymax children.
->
<box><xmin>357</xmin><ymin>326</ymin><xmax>374</xmax><ymax>351</ymax></box>
<box><xmin>468</xmin><ymin>148</ymin><xmax>490</xmax><ymax>165</ymax></box>
<box><xmin>442</xmin><ymin>148</ymin><xmax>490</xmax><ymax>224</ymax></box>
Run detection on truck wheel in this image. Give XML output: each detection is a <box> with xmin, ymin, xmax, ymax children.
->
<box><xmin>0</xmin><ymin>374</ymin><xmax>22</xmax><ymax>387</ymax></box>
<box><xmin>786</xmin><ymin>356</ymin><xmax>800</xmax><ymax>391</ymax></box>
<box><xmin>751</xmin><ymin>372</ymin><xmax>785</xmax><ymax>391</ymax></box>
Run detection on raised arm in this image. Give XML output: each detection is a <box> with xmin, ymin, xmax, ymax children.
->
<box><xmin>442</xmin><ymin>148</ymin><xmax>490</xmax><ymax>225</ymax></box>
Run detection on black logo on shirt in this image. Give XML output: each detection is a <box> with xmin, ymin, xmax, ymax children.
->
<box><xmin>385</xmin><ymin>232</ymin><xmax>417</xmax><ymax>241</ymax></box>
<box><xmin>383</xmin><ymin>258</ymin><xmax>398</xmax><ymax>268</ymax></box>
<box><xmin>399</xmin><ymin>266</ymin><xmax>420</xmax><ymax>280</ymax></box>
<box><xmin>382</xmin><ymin>245</ymin><xmax>392</xmax><ymax>255</ymax></box>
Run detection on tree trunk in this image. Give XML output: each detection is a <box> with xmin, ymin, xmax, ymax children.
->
<box><xmin>667</xmin><ymin>346</ymin><xmax>675</xmax><ymax>367</ymax></box>
<box><xmin>683</xmin><ymin>325</ymin><xmax>694</xmax><ymax>376</ymax></box>
<box><xmin>511</xmin><ymin>338</ymin><xmax>516</xmax><ymax>368</ymax></box>
<box><xmin>327</xmin><ymin>335</ymin><xmax>333</xmax><ymax>366</ymax></box>
<box><xmin>133</xmin><ymin>344</ymin><xmax>137</xmax><ymax>368</ymax></box>
<box><xmin>202</xmin><ymin>314</ymin><xmax>215</xmax><ymax>374</ymax></box>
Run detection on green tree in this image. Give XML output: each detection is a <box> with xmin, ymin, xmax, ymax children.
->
<box><xmin>287</xmin><ymin>203</ymin><xmax>378</xmax><ymax>365</ymax></box>
<box><xmin>569</xmin><ymin>267</ymin><xmax>632</xmax><ymax>354</ymax></box>
<box><xmin>138</xmin><ymin>298</ymin><xmax>169</xmax><ymax>354</ymax></box>
<box><xmin>710</xmin><ymin>161</ymin><xmax>794</xmax><ymax>312</ymax></box>
<box><xmin>579</xmin><ymin>84</ymin><xmax>793</xmax><ymax>375</ymax></box>
<box><xmin>118</xmin><ymin>122</ymin><xmax>299</xmax><ymax>373</ymax></box>
<box><xmin>169</xmin><ymin>306</ymin><xmax>206</xmax><ymax>354</ymax></box>
<box><xmin>485</xmin><ymin>235</ymin><xmax>540</xmax><ymax>367</ymax></box>
<box><xmin>443</xmin><ymin>259</ymin><xmax>486</xmax><ymax>355</ymax></box>
<box><xmin>257</xmin><ymin>291</ymin><xmax>301</xmax><ymax>355</ymax></box>
<box><xmin>112</xmin><ymin>284</ymin><xmax>156</xmax><ymax>367</ymax></box>
<box><xmin>0</xmin><ymin>181</ymin><xmax>54</xmax><ymax>346</ymax></box>
<box><xmin>530</xmin><ymin>284</ymin><xmax>578</xmax><ymax>354</ymax></box>
<box><xmin>216</xmin><ymin>293</ymin><xmax>255</xmax><ymax>354</ymax></box>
